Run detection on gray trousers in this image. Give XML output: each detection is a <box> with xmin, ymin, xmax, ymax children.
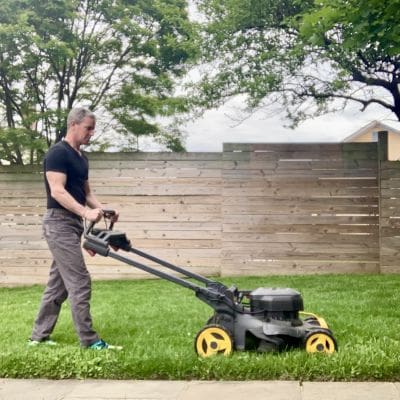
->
<box><xmin>31</xmin><ymin>208</ymin><xmax>99</xmax><ymax>346</ymax></box>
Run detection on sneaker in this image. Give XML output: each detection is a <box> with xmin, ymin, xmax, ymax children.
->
<box><xmin>27</xmin><ymin>338</ymin><xmax>57</xmax><ymax>347</ymax></box>
<box><xmin>87</xmin><ymin>339</ymin><xmax>122</xmax><ymax>350</ymax></box>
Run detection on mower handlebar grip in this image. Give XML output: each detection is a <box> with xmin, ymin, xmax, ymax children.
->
<box><xmin>84</xmin><ymin>209</ymin><xmax>116</xmax><ymax>237</ymax></box>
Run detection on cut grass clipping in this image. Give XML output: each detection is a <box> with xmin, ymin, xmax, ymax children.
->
<box><xmin>1</xmin><ymin>274</ymin><xmax>400</xmax><ymax>380</ymax></box>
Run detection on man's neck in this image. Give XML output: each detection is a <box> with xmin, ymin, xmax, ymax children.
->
<box><xmin>64</xmin><ymin>134</ymin><xmax>81</xmax><ymax>152</ymax></box>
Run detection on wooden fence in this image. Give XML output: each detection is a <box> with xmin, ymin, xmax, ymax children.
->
<box><xmin>380</xmin><ymin>162</ymin><xmax>400</xmax><ymax>273</ymax></box>
<box><xmin>1</xmin><ymin>137</ymin><xmax>399</xmax><ymax>286</ymax></box>
<box><xmin>222</xmin><ymin>142</ymin><xmax>380</xmax><ymax>275</ymax></box>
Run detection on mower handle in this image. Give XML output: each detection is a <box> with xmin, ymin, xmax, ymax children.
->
<box><xmin>85</xmin><ymin>208</ymin><xmax>116</xmax><ymax>236</ymax></box>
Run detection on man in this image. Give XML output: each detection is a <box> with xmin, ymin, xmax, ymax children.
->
<box><xmin>29</xmin><ymin>107</ymin><xmax>121</xmax><ymax>350</ymax></box>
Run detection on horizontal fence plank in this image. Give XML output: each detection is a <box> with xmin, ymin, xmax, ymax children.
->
<box><xmin>223</xmin><ymin>142</ymin><xmax>377</xmax><ymax>153</ymax></box>
<box><xmin>223</xmin><ymin>150</ymin><xmax>378</xmax><ymax>162</ymax></box>
<box><xmin>223</xmin><ymin>178</ymin><xmax>378</xmax><ymax>189</ymax></box>
<box><xmin>89</xmin><ymin>168</ymin><xmax>222</xmax><ymax>179</ymax></box>
<box><xmin>223</xmin><ymin>187</ymin><xmax>378</xmax><ymax>197</ymax></box>
<box><xmin>87</xmin><ymin>152</ymin><xmax>223</xmax><ymax>161</ymax></box>
<box><xmin>88</xmin><ymin>160</ymin><xmax>224</xmax><ymax>170</ymax></box>
<box><xmin>90</xmin><ymin>177</ymin><xmax>222</xmax><ymax>186</ymax></box>
<box><xmin>222</xmin><ymin>195</ymin><xmax>378</xmax><ymax>206</ymax></box>
<box><xmin>92</xmin><ymin>186</ymin><xmax>221</xmax><ymax>196</ymax></box>
<box><xmin>223</xmin><ymin>232</ymin><xmax>378</xmax><ymax>245</ymax></box>
<box><xmin>223</xmin><ymin>160</ymin><xmax>377</xmax><ymax>170</ymax></box>
<box><xmin>380</xmin><ymin>265</ymin><xmax>400</xmax><ymax>273</ymax></box>
<box><xmin>0</xmin><ymin>165</ymin><xmax>42</xmax><ymax>173</ymax></box>
<box><xmin>221</xmin><ymin>261</ymin><xmax>380</xmax><ymax>276</ymax></box>
<box><xmin>100</xmin><ymin>195</ymin><xmax>222</xmax><ymax>205</ymax></box>
<box><xmin>223</xmin><ymin>214</ymin><xmax>378</xmax><ymax>225</ymax></box>
<box><xmin>222</xmin><ymin>224</ymin><xmax>378</xmax><ymax>234</ymax></box>
<box><xmin>222</xmin><ymin>169</ymin><xmax>377</xmax><ymax>178</ymax></box>
<box><xmin>223</xmin><ymin>204</ymin><xmax>378</xmax><ymax>216</ymax></box>
<box><xmin>222</xmin><ymin>245</ymin><xmax>379</xmax><ymax>259</ymax></box>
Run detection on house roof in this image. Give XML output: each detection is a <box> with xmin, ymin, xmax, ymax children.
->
<box><xmin>343</xmin><ymin>120</ymin><xmax>400</xmax><ymax>142</ymax></box>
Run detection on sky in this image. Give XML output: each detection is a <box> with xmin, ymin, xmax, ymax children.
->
<box><xmin>180</xmin><ymin>97</ymin><xmax>400</xmax><ymax>152</ymax></box>
<box><xmin>131</xmin><ymin>96</ymin><xmax>400</xmax><ymax>152</ymax></box>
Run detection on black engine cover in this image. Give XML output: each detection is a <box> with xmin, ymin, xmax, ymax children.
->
<box><xmin>250</xmin><ymin>288</ymin><xmax>304</xmax><ymax>320</ymax></box>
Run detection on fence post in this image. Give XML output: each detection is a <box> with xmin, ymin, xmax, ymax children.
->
<box><xmin>378</xmin><ymin>131</ymin><xmax>388</xmax><ymax>273</ymax></box>
<box><xmin>377</xmin><ymin>131</ymin><xmax>388</xmax><ymax>162</ymax></box>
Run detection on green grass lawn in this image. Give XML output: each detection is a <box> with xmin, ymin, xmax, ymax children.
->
<box><xmin>1</xmin><ymin>274</ymin><xmax>400</xmax><ymax>381</ymax></box>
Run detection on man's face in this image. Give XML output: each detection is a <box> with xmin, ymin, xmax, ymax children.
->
<box><xmin>73</xmin><ymin>116</ymin><xmax>96</xmax><ymax>145</ymax></box>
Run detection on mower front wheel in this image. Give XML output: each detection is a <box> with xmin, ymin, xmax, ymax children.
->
<box><xmin>195</xmin><ymin>324</ymin><xmax>233</xmax><ymax>357</ymax></box>
<box><xmin>304</xmin><ymin>330</ymin><xmax>337</xmax><ymax>354</ymax></box>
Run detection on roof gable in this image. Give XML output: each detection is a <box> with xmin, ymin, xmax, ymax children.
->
<box><xmin>343</xmin><ymin>120</ymin><xmax>400</xmax><ymax>142</ymax></box>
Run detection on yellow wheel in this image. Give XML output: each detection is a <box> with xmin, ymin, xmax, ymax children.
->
<box><xmin>195</xmin><ymin>324</ymin><xmax>233</xmax><ymax>357</ymax></box>
<box><xmin>304</xmin><ymin>331</ymin><xmax>337</xmax><ymax>354</ymax></box>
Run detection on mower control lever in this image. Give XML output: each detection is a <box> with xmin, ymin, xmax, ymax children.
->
<box><xmin>102</xmin><ymin>208</ymin><xmax>116</xmax><ymax>230</ymax></box>
<box><xmin>102</xmin><ymin>209</ymin><xmax>116</xmax><ymax>219</ymax></box>
<box><xmin>85</xmin><ymin>209</ymin><xmax>117</xmax><ymax>235</ymax></box>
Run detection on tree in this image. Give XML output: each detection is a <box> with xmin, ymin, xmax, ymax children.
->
<box><xmin>192</xmin><ymin>0</ymin><xmax>400</xmax><ymax>126</ymax></box>
<box><xmin>108</xmin><ymin>0</ymin><xmax>197</xmax><ymax>152</ymax></box>
<box><xmin>0</xmin><ymin>0</ymin><xmax>196</xmax><ymax>164</ymax></box>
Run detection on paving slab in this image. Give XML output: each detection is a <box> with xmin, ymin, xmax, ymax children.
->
<box><xmin>0</xmin><ymin>379</ymin><xmax>76</xmax><ymax>400</ymax></box>
<box><xmin>1</xmin><ymin>379</ymin><xmax>400</xmax><ymax>400</ymax></box>
<box><xmin>178</xmin><ymin>380</ymin><xmax>301</xmax><ymax>400</ymax></box>
<box><xmin>68</xmin><ymin>380</ymin><xmax>188</xmax><ymax>399</ymax></box>
<box><xmin>302</xmin><ymin>382</ymin><xmax>400</xmax><ymax>400</ymax></box>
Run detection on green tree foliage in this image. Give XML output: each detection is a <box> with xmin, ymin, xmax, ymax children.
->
<box><xmin>193</xmin><ymin>0</ymin><xmax>400</xmax><ymax>126</ymax></box>
<box><xmin>107</xmin><ymin>0</ymin><xmax>197</xmax><ymax>152</ymax></box>
<box><xmin>109</xmin><ymin>0</ymin><xmax>197</xmax><ymax>151</ymax></box>
<box><xmin>0</xmin><ymin>0</ymin><xmax>196</xmax><ymax>164</ymax></box>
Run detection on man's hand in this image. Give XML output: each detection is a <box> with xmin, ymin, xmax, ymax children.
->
<box><xmin>84</xmin><ymin>208</ymin><xmax>103</xmax><ymax>222</ymax></box>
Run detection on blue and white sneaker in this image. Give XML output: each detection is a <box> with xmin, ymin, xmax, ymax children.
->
<box><xmin>87</xmin><ymin>339</ymin><xmax>122</xmax><ymax>350</ymax></box>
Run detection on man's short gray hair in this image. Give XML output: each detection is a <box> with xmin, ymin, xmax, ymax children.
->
<box><xmin>67</xmin><ymin>108</ymin><xmax>96</xmax><ymax>128</ymax></box>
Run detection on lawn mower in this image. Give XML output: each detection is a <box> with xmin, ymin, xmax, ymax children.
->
<box><xmin>83</xmin><ymin>210</ymin><xmax>337</xmax><ymax>357</ymax></box>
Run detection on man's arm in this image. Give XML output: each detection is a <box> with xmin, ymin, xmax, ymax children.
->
<box><xmin>46</xmin><ymin>171</ymin><xmax>102</xmax><ymax>221</ymax></box>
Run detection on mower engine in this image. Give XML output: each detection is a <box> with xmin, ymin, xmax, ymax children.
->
<box><xmin>250</xmin><ymin>287</ymin><xmax>303</xmax><ymax>322</ymax></box>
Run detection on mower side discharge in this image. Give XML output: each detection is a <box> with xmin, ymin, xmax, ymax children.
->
<box><xmin>83</xmin><ymin>221</ymin><xmax>337</xmax><ymax>357</ymax></box>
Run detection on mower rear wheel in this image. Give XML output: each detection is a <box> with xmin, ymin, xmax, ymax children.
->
<box><xmin>195</xmin><ymin>324</ymin><xmax>233</xmax><ymax>357</ymax></box>
<box><xmin>304</xmin><ymin>330</ymin><xmax>337</xmax><ymax>354</ymax></box>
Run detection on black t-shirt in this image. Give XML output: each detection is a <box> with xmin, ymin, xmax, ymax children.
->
<box><xmin>44</xmin><ymin>140</ymin><xmax>89</xmax><ymax>209</ymax></box>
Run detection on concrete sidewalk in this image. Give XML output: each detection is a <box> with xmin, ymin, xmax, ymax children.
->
<box><xmin>1</xmin><ymin>379</ymin><xmax>400</xmax><ymax>400</ymax></box>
